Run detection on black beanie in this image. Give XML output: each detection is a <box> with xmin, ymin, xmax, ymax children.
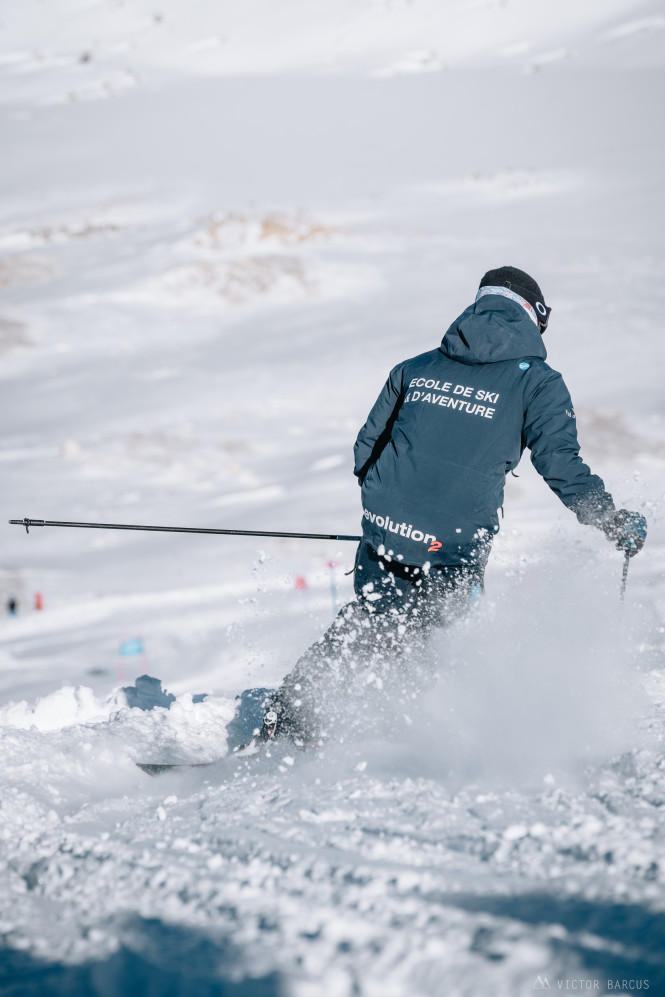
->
<box><xmin>479</xmin><ymin>266</ymin><xmax>550</xmax><ymax>330</ymax></box>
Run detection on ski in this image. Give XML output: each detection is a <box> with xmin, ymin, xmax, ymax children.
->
<box><xmin>136</xmin><ymin>761</ymin><xmax>218</xmax><ymax>776</ymax></box>
<box><xmin>136</xmin><ymin>743</ymin><xmax>262</xmax><ymax>776</ymax></box>
<box><xmin>136</xmin><ymin>706</ymin><xmax>277</xmax><ymax>775</ymax></box>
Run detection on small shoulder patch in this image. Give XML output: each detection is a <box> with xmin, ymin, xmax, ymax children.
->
<box><xmin>518</xmin><ymin>361</ymin><xmax>530</xmax><ymax>370</ymax></box>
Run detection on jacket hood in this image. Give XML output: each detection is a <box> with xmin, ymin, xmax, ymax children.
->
<box><xmin>440</xmin><ymin>294</ymin><xmax>548</xmax><ymax>365</ymax></box>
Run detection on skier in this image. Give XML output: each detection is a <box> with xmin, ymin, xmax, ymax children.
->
<box><xmin>262</xmin><ymin>266</ymin><xmax>647</xmax><ymax>746</ymax></box>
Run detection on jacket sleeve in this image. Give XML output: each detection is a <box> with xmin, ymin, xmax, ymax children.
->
<box><xmin>523</xmin><ymin>369</ymin><xmax>615</xmax><ymax>525</ymax></box>
<box><xmin>354</xmin><ymin>365</ymin><xmax>404</xmax><ymax>483</ymax></box>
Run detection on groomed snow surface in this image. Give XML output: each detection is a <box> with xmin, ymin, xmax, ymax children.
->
<box><xmin>1</xmin><ymin>1</ymin><xmax>665</xmax><ymax>994</ymax></box>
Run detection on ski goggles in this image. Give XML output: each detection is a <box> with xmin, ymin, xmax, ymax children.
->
<box><xmin>534</xmin><ymin>300</ymin><xmax>552</xmax><ymax>333</ymax></box>
<box><xmin>509</xmin><ymin>283</ymin><xmax>551</xmax><ymax>333</ymax></box>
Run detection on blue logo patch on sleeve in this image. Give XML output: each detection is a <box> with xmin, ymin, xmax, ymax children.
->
<box><xmin>518</xmin><ymin>362</ymin><xmax>530</xmax><ymax>370</ymax></box>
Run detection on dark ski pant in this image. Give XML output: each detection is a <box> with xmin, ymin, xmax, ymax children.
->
<box><xmin>272</xmin><ymin>540</ymin><xmax>487</xmax><ymax>743</ymax></box>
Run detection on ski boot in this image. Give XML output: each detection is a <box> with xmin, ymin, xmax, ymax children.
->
<box><xmin>254</xmin><ymin>704</ymin><xmax>317</xmax><ymax>750</ymax></box>
<box><xmin>234</xmin><ymin>708</ymin><xmax>279</xmax><ymax>755</ymax></box>
<box><xmin>258</xmin><ymin>709</ymin><xmax>278</xmax><ymax>742</ymax></box>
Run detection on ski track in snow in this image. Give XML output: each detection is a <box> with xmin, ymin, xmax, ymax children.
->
<box><xmin>1</xmin><ymin>1</ymin><xmax>665</xmax><ymax>994</ymax></box>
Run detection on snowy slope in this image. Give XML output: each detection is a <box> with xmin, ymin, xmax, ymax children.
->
<box><xmin>1</xmin><ymin>1</ymin><xmax>665</xmax><ymax>994</ymax></box>
<box><xmin>1</xmin><ymin>0</ymin><xmax>664</xmax><ymax>108</ymax></box>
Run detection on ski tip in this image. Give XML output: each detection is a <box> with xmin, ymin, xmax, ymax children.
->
<box><xmin>136</xmin><ymin>761</ymin><xmax>215</xmax><ymax>776</ymax></box>
<box><xmin>137</xmin><ymin>762</ymin><xmax>173</xmax><ymax>776</ymax></box>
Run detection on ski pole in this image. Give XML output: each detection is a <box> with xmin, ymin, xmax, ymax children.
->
<box><xmin>328</xmin><ymin>560</ymin><xmax>338</xmax><ymax>614</ymax></box>
<box><xmin>619</xmin><ymin>549</ymin><xmax>630</xmax><ymax>602</ymax></box>
<box><xmin>9</xmin><ymin>517</ymin><xmax>362</xmax><ymax>543</ymax></box>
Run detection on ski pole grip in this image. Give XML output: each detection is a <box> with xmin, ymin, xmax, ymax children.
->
<box><xmin>8</xmin><ymin>518</ymin><xmax>45</xmax><ymax>534</ymax></box>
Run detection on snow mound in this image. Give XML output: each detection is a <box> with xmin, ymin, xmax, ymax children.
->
<box><xmin>0</xmin><ymin>684</ymin><xmax>121</xmax><ymax>732</ymax></box>
<box><xmin>0</xmin><ymin>678</ymin><xmax>236</xmax><ymax>793</ymax></box>
<box><xmin>422</xmin><ymin>168</ymin><xmax>579</xmax><ymax>203</ymax></box>
<box><xmin>188</xmin><ymin>210</ymin><xmax>341</xmax><ymax>252</ymax></box>
<box><xmin>110</xmin><ymin>206</ymin><xmax>377</xmax><ymax>311</ymax></box>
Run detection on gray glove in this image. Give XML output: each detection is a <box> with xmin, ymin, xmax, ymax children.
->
<box><xmin>601</xmin><ymin>509</ymin><xmax>647</xmax><ymax>557</ymax></box>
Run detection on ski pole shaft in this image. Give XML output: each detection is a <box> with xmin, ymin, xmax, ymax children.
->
<box><xmin>9</xmin><ymin>517</ymin><xmax>361</xmax><ymax>543</ymax></box>
<box><xmin>328</xmin><ymin>561</ymin><xmax>338</xmax><ymax>614</ymax></box>
<box><xmin>619</xmin><ymin>549</ymin><xmax>630</xmax><ymax>602</ymax></box>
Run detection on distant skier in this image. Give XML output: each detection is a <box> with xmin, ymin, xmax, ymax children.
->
<box><xmin>266</xmin><ymin>266</ymin><xmax>647</xmax><ymax>745</ymax></box>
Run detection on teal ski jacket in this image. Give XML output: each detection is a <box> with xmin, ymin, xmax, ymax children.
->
<box><xmin>354</xmin><ymin>294</ymin><xmax>614</xmax><ymax>567</ymax></box>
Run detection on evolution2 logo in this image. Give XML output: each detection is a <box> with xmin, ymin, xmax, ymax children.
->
<box><xmin>363</xmin><ymin>507</ymin><xmax>442</xmax><ymax>552</ymax></box>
